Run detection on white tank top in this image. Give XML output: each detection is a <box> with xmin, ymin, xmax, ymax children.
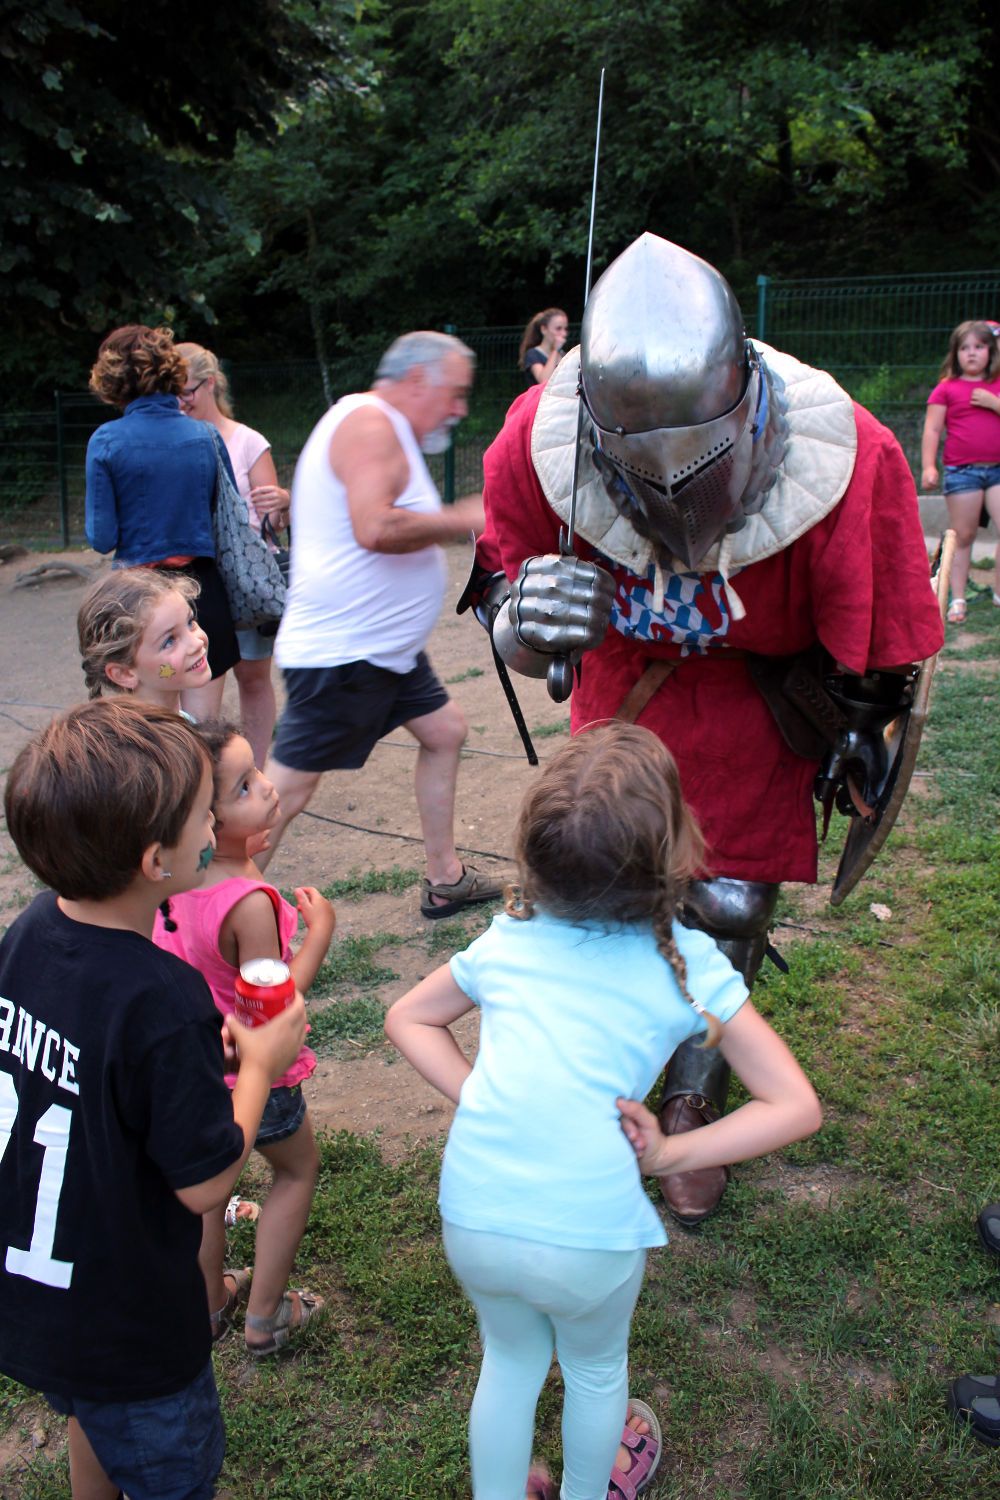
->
<box><xmin>275</xmin><ymin>394</ymin><xmax>448</xmax><ymax>672</ymax></box>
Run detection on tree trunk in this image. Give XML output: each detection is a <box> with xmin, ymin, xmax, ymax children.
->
<box><xmin>304</xmin><ymin>208</ymin><xmax>333</xmax><ymax>405</ymax></box>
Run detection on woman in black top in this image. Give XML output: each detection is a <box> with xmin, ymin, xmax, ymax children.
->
<box><xmin>519</xmin><ymin>308</ymin><xmax>568</xmax><ymax>389</ymax></box>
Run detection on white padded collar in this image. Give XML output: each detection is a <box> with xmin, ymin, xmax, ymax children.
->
<box><xmin>530</xmin><ymin>342</ymin><xmax>858</xmax><ymax>602</ymax></box>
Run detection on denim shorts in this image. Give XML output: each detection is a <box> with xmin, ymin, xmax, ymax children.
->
<box><xmin>257</xmin><ymin>1083</ymin><xmax>307</xmax><ymax>1147</ymax></box>
<box><xmin>45</xmin><ymin>1359</ymin><xmax>223</xmax><ymax>1500</ymax></box>
<box><xmin>235</xmin><ymin>624</ymin><xmax>275</xmax><ymax>662</ymax></box>
<box><xmin>943</xmin><ymin>462</ymin><xmax>1000</xmax><ymax>495</ymax></box>
<box><xmin>271</xmin><ymin>652</ymin><xmax>448</xmax><ymax>772</ymax></box>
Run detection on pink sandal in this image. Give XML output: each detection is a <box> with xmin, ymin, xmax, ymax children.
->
<box><xmin>608</xmin><ymin>1399</ymin><xmax>662</xmax><ymax>1499</ymax></box>
<box><xmin>526</xmin><ymin>1468</ymin><xmax>557</xmax><ymax>1500</ymax></box>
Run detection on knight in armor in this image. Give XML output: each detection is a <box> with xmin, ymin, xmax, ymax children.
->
<box><xmin>463</xmin><ymin>233</ymin><xmax>944</xmax><ymax>1225</ymax></box>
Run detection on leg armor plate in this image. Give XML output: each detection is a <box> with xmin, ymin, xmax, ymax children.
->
<box><xmin>658</xmin><ymin>878</ymin><xmax>780</xmax><ymax>1226</ymax></box>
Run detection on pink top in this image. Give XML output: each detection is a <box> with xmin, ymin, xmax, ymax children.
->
<box><xmin>223</xmin><ymin>423</ymin><xmax>271</xmax><ymax>519</ymax></box>
<box><xmin>153</xmin><ymin>878</ymin><xmax>316</xmax><ymax>1089</ymax></box>
<box><xmin>927</xmin><ymin>376</ymin><xmax>1000</xmax><ymax>465</ymax></box>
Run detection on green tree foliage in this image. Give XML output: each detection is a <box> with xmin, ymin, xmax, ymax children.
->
<box><xmin>193</xmin><ymin>0</ymin><xmax>997</xmax><ymax>369</ymax></box>
<box><xmin>432</xmin><ymin>0</ymin><xmax>994</xmax><ymax>286</ymax></box>
<box><xmin>0</xmin><ymin>0</ymin><xmax>330</xmax><ymax>387</ymax></box>
<box><xmin>3</xmin><ymin>0</ymin><xmax>997</xmax><ymax>388</ymax></box>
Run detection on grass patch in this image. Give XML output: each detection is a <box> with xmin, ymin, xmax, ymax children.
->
<box><xmin>444</xmin><ymin>665</ymin><xmax>485</xmax><ymax>684</ymax></box>
<box><xmin>319</xmin><ymin>866</ymin><xmax>422</xmax><ymax>902</ymax></box>
<box><xmin>312</xmin><ymin>932</ymin><xmax>403</xmax><ymax>996</ymax></box>
<box><xmin>425</xmin><ymin>908</ymin><xmax>498</xmax><ymax>954</ymax></box>
<box><xmin>307</xmin><ymin>994</ymin><xmax>387</xmax><ymax>1052</ymax></box>
<box><xmin>530</xmin><ymin>717</ymin><xmax>571</xmax><ymax>739</ymax></box>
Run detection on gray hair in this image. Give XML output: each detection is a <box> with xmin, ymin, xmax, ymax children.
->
<box><xmin>374</xmin><ymin>331</ymin><xmax>475</xmax><ymax>386</ymax></box>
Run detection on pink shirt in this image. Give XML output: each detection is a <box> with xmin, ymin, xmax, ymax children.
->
<box><xmin>223</xmin><ymin>423</ymin><xmax>271</xmax><ymax>519</ymax></box>
<box><xmin>153</xmin><ymin>878</ymin><xmax>316</xmax><ymax>1089</ymax></box>
<box><xmin>927</xmin><ymin>376</ymin><xmax>1000</xmax><ymax>465</ymax></box>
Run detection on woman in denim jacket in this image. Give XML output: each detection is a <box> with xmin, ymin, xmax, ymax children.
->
<box><xmin>85</xmin><ymin>324</ymin><xmax>239</xmax><ymax>717</ymax></box>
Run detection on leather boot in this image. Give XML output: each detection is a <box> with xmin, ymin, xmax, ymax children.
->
<box><xmin>657</xmin><ymin>1090</ymin><xmax>729</xmax><ymax>1226</ymax></box>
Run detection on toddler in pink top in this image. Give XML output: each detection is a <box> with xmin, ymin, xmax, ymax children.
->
<box><xmin>162</xmin><ymin>879</ymin><xmax>317</xmax><ymax>1091</ymax></box>
<box><xmin>155</xmin><ymin>721</ymin><xmax>335</xmax><ymax>1357</ymax></box>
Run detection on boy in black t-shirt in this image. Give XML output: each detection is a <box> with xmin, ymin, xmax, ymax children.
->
<box><xmin>0</xmin><ymin>700</ymin><xmax>307</xmax><ymax>1500</ymax></box>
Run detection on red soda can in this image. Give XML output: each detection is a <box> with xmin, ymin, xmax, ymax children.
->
<box><xmin>234</xmin><ymin>958</ymin><xmax>295</xmax><ymax>1028</ymax></box>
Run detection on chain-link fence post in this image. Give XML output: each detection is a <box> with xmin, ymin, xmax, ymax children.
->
<box><xmin>443</xmin><ymin>324</ymin><xmax>456</xmax><ymax>505</ymax></box>
<box><xmin>756</xmin><ymin>275</ymin><xmax>769</xmax><ymax>344</ymax></box>
<box><xmin>54</xmin><ymin>390</ymin><xmax>69</xmax><ymax>547</ymax></box>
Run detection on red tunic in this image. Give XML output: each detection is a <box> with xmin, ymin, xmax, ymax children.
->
<box><xmin>479</xmin><ymin>386</ymin><xmax>944</xmax><ymax>883</ymax></box>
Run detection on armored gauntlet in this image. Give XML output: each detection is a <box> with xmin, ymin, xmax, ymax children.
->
<box><xmin>491</xmin><ymin>554</ymin><xmax>615</xmax><ymax>678</ymax></box>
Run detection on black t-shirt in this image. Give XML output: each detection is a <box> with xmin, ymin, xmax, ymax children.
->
<box><xmin>523</xmin><ymin>347</ymin><xmax>548</xmax><ymax>388</ymax></box>
<box><xmin>0</xmin><ymin>893</ymin><xmax>244</xmax><ymax>1400</ymax></box>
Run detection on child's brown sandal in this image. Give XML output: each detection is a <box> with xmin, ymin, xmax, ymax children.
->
<box><xmin>210</xmin><ymin>1267</ymin><xmax>252</xmax><ymax>1343</ymax></box>
<box><xmin>245</xmin><ymin>1287</ymin><xmax>324</xmax><ymax>1359</ymax></box>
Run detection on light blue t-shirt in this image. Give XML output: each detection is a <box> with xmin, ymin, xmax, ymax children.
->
<box><xmin>441</xmin><ymin>910</ymin><xmax>748</xmax><ymax>1251</ymax></box>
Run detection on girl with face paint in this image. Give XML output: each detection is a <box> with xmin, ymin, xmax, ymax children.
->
<box><xmin>153</xmin><ymin>721</ymin><xmax>335</xmax><ymax>1357</ymax></box>
<box><xmin>78</xmin><ymin>569</ymin><xmax>212</xmax><ymax>713</ymax></box>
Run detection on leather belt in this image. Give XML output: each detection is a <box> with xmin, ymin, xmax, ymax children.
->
<box><xmin>615</xmin><ymin>651</ymin><xmax>747</xmax><ymax>724</ymax></box>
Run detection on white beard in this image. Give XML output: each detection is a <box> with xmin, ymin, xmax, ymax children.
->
<box><xmin>420</xmin><ymin>421</ymin><xmax>457</xmax><ymax>456</ymax></box>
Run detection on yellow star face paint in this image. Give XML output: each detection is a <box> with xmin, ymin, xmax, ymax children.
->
<box><xmin>158</xmin><ymin>663</ymin><xmax>176</xmax><ymax>678</ymax></box>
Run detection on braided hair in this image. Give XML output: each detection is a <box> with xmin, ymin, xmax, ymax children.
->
<box><xmin>504</xmin><ymin>721</ymin><xmax>723</xmax><ymax>1047</ymax></box>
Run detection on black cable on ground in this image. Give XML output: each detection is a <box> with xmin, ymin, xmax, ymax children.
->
<box><xmin>300</xmin><ymin>807</ymin><xmax>509</xmax><ymax>864</ymax></box>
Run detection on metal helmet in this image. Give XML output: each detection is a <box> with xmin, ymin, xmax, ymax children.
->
<box><xmin>580</xmin><ymin>233</ymin><xmax>779</xmax><ymax>569</ymax></box>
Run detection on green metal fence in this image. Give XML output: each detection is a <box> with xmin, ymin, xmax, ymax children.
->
<box><xmin>755</xmin><ymin>269</ymin><xmax>1000</xmax><ymax>375</ymax></box>
<box><xmin>3</xmin><ymin>271</ymin><xmax>999</xmax><ymax>546</ymax></box>
<box><xmin>751</xmin><ymin>269</ymin><xmax>1000</xmax><ymax>485</ymax></box>
<box><xmin>0</xmin><ymin>329</ymin><xmax>569</xmax><ymax>544</ymax></box>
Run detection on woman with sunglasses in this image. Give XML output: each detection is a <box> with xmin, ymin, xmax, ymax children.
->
<box><xmin>85</xmin><ymin>325</ymin><xmax>239</xmax><ymax>718</ymax></box>
<box><xmin>176</xmin><ymin>343</ymin><xmax>290</xmax><ymax>765</ymax></box>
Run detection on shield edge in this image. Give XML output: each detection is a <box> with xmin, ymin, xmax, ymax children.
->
<box><xmin>829</xmin><ymin>529</ymin><xmax>955</xmax><ymax>907</ymax></box>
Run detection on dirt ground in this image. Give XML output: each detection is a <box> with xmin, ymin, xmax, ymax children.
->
<box><xmin>0</xmin><ymin>542</ymin><xmax>565</xmax><ymax>1154</ymax></box>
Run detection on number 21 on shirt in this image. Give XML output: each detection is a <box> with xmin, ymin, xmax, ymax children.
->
<box><xmin>0</xmin><ymin>1070</ymin><xmax>74</xmax><ymax>1289</ymax></box>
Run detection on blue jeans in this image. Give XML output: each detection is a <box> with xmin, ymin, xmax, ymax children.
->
<box><xmin>943</xmin><ymin>462</ymin><xmax>1000</xmax><ymax>495</ymax></box>
<box><xmin>443</xmin><ymin>1222</ymin><xmax>647</xmax><ymax>1500</ymax></box>
<box><xmin>46</xmin><ymin>1359</ymin><xmax>224</xmax><ymax>1499</ymax></box>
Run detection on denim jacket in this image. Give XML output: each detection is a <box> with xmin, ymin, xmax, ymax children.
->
<box><xmin>85</xmin><ymin>395</ymin><xmax>223</xmax><ymax>562</ymax></box>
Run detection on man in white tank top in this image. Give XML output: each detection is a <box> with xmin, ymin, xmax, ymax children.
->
<box><xmin>260</xmin><ymin>332</ymin><xmax>504</xmax><ymax>918</ymax></box>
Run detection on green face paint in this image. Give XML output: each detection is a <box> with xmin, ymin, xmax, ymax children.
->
<box><xmin>197</xmin><ymin>844</ymin><xmax>214</xmax><ymax>871</ymax></box>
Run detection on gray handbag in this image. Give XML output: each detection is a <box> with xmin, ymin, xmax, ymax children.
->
<box><xmin>209</xmin><ymin>430</ymin><xmax>287</xmax><ymax>629</ymax></box>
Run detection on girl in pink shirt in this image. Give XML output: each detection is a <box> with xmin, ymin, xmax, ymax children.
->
<box><xmin>921</xmin><ymin>319</ymin><xmax>1000</xmax><ymax>622</ymax></box>
<box><xmin>155</xmin><ymin>721</ymin><xmax>335</xmax><ymax>1356</ymax></box>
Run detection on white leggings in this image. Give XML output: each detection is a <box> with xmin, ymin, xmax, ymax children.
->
<box><xmin>442</xmin><ymin>1222</ymin><xmax>647</xmax><ymax>1500</ymax></box>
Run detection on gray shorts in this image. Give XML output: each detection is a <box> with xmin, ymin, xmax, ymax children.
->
<box><xmin>271</xmin><ymin>652</ymin><xmax>449</xmax><ymax>772</ymax></box>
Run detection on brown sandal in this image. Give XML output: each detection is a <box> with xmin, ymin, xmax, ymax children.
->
<box><xmin>420</xmin><ymin>864</ymin><xmax>505</xmax><ymax>919</ymax></box>
<box><xmin>210</xmin><ymin>1267</ymin><xmax>252</xmax><ymax>1343</ymax></box>
<box><xmin>244</xmin><ymin>1287</ymin><xmax>325</xmax><ymax>1358</ymax></box>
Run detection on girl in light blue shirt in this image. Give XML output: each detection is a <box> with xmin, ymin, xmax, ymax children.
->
<box><xmin>386</xmin><ymin>722</ymin><xmax>821</xmax><ymax>1500</ymax></box>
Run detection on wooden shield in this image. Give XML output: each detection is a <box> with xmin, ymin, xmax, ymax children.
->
<box><xmin>830</xmin><ymin>530</ymin><xmax>955</xmax><ymax>907</ymax></box>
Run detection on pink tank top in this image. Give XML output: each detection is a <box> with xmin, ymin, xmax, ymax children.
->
<box><xmin>153</xmin><ymin>877</ymin><xmax>316</xmax><ymax>1089</ymax></box>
